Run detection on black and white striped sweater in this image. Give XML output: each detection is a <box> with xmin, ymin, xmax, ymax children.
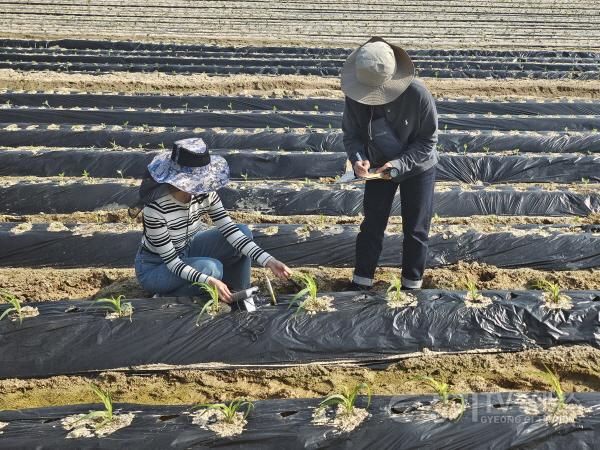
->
<box><xmin>141</xmin><ymin>191</ymin><xmax>272</xmax><ymax>284</ymax></box>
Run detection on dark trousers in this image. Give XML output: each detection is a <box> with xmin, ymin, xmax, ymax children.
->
<box><xmin>354</xmin><ymin>167</ymin><xmax>436</xmax><ymax>287</ymax></box>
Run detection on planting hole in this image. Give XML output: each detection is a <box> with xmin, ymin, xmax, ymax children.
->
<box><xmin>391</xmin><ymin>404</ymin><xmax>420</xmax><ymax>415</ymax></box>
<box><xmin>158</xmin><ymin>414</ymin><xmax>179</xmax><ymax>421</ymax></box>
<box><xmin>42</xmin><ymin>417</ymin><xmax>62</xmax><ymax>424</ymax></box>
<box><xmin>279</xmin><ymin>410</ymin><xmax>298</xmax><ymax>418</ymax></box>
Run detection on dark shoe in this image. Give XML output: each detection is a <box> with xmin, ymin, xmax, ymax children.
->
<box><xmin>344</xmin><ymin>281</ymin><xmax>373</xmax><ymax>292</ymax></box>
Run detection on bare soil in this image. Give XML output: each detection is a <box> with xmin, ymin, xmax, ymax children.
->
<box><xmin>1</xmin><ymin>262</ymin><xmax>598</xmax><ymax>303</ymax></box>
<box><xmin>1</xmin><ymin>346</ymin><xmax>597</xmax><ymax>410</ymax></box>
<box><xmin>2</xmin><ymin>69</ymin><xmax>600</xmax><ymax>100</ymax></box>
<box><xmin>2</xmin><ymin>211</ymin><xmax>597</xmax><ymax>228</ymax></box>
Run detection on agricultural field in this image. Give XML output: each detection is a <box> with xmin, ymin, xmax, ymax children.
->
<box><xmin>0</xmin><ymin>6</ymin><xmax>600</xmax><ymax>449</ymax></box>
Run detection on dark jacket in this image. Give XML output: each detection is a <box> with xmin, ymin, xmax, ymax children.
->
<box><xmin>342</xmin><ymin>79</ymin><xmax>439</xmax><ymax>181</ymax></box>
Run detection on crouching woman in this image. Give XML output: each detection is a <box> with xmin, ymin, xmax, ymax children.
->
<box><xmin>130</xmin><ymin>138</ymin><xmax>292</xmax><ymax>302</ymax></box>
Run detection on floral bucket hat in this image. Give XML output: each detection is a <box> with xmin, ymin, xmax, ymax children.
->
<box><xmin>147</xmin><ymin>137</ymin><xmax>229</xmax><ymax>195</ymax></box>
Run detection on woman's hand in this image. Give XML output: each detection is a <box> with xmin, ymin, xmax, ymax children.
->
<box><xmin>266</xmin><ymin>258</ymin><xmax>293</xmax><ymax>279</ymax></box>
<box><xmin>207</xmin><ymin>277</ymin><xmax>233</xmax><ymax>303</ymax></box>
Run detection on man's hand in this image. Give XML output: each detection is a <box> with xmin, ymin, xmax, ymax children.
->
<box><xmin>353</xmin><ymin>159</ymin><xmax>371</xmax><ymax>178</ymax></box>
<box><xmin>375</xmin><ymin>162</ymin><xmax>394</xmax><ymax>179</ymax></box>
<box><xmin>267</xmin><ymin>258</ymin><xmax>293</xmax><ymax>279</ymax></box>
<box><xmin>207</xmin><ymin>276</ymin><xmax>233</xmax><ymax>303</ymax></box>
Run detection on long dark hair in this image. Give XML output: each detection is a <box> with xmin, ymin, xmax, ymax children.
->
<box><xmin>127</xmin><ymin>169</ymin><xmax>172</xmax><ymax>218</ymax></box>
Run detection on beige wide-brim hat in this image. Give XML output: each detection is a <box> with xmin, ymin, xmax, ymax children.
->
<box><xmin>341</xmin><ymin>36</ymin><xmax>415</xmax><ymax>105</ymax></box>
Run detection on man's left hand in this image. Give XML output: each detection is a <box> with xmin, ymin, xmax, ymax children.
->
<box><xmin>375</xmin><ymin>162</ymin><xmax>393</xmax><ymax>179</ymax></box>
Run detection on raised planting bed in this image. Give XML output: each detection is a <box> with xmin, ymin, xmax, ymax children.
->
<box><xmin>1</xmin><ymin>59</ymin><xmax>598</xmax><ymax>80</ymax></box>
<box><xmin>4</xmin><ymin>91</ymin><xmax>600</xmax><ymax>116</ymax></box>
<box><xmin>1</xmin><ymin>179</ymin><xmax>598</xmax><ymax>217</ymax></box>
<box><xmin>0</xmin><ymin>222</ymin><xmax>598</xmax><ymax>270</ymax></box>
<box><xmin>0</xmin><ymin>291</ymin><xmax>598</xmax><ymax>378</ymax></box>
<box><xmin>0</xmin><ymin>149</ymin><xmax>347</xmax><ymax>180</ymax></box>
<box><xmin>3</xmin><ymin>107</ymin><xmax>600</xmax><ymax>131</ymax></box>
<box><xmin>1</xmin><ymin>392</ymin><xmax>600</xmax><ymax>449</ymax></box>
<box><xmin>1</xmin><ymin>126</ymin><xmax>599</xmax><ymax>154</ymax></box>
<box><xmin>2</xmin><ymin>39</ymin><xmax>599</xmax><ymax>59</ymax></box>
<box><xmin>1</xmin><ymin>148</ymin><xmax>599</xmax><ymax>183</ymax></box>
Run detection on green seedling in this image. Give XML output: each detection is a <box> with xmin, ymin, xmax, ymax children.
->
<box><xmin>241</xmin><ymin>172</ymin><xmax>249</xmax><ymax>181</ymax></box>
<box><xmin>327</xmin><ymin>123</ymin><xmax>333</xmax><ymax>129</ymax></box>
<box><xmin>272</xmin><ymin>105</ymin><xmax>278</xmax><ymax>112</ymax></box>
<box><xmin>109</xmin><ymin>140</ymin><xmax>120</xmax><ymax>150</ymax></box>
<box><xmin>192</xmin><ymin>282</ymin><xmax>220</xmax><ymax>324</ymax></box>
<box><xmin>192</xmin><ymin>398</ymin><xmax>254</xmax><ymax>423</ymax></box>
<box><xmin>465</xmin><ymin>279</ymin><xmax>480</xmax><ymax>299</ymax></box>
<box><xmin>116</xmin><ymin>169</ymin><xmax>124</xmax><ymax>179</ymax></box>
<box><xmin>535</xmin><ymin>279</ymin><xmax>562</xmax><ymax>303</ymax></box>
<box><xmin>418</xmin><ymin>375</ymin><xmax>465</xmax><ymax>418</ymax></box>
<box><xmin>42</xmin><ymin>100</ymin><xmax>50</xmax><ymax>108</ymax></box>
<box><xmin>582</xmin><ymin>177</ymin><xmax>590</xmax><ymax>185</ymax></box>
<box><xmin>228</xmin><ymin>102</ymin><xmax>233</xmax><ymax>110</ymax></box>
<box><xmin>537</xmin><ymin>365</ymin><xmax>566</xmax><ymax>413</ymax></box>
<box><xmin>386</xmin><ymin>276</ymin><xmax>403</xmax><ymax>302</ymax></box>
<box><xmin>0</xmin><ymin>291</ymin><xmax>24</xmax><ymax>324</ymax></box>
<box><xmin>483</xmin><ymin>146</ymin><xmax>490</xmax><ymax>154</ymax></box>
<box><xmin>82</xmin><ymin>169</ymin><xmax>90</xmax><ymax>178</ymax></box>
<box><xmin>76</xmin><ymin>384</ymin><xmax>114</xmax><ymax>429</ymax></box>
<box><xmin>58</xmin><ymin>172</ymin><xmax>65</xmax><ymax>178</ymax></box>
<box><xmin>91</xmin><ymin>295</ymin><xmax>133</xmax><ymax>320</ymax></box>
<box><xmin>289</xmin><ymin>273</ymin><xmax>319</xmax><ymax>314</ymax></box>
<box><xmin>158</xmin><ymin>142</ymin><xmax>166</xmax><ymax>149</ymax></box>
<box><xmin>122</xmin><ymin>121</ymin><xmax>129</xmax><ymax>127</ymax></box>
<box><xmin>318</xmin><ymin>383</ymin><xmax>371</xmax><ymax>416</ymax></box>
<box><xmin>463</xmin><ymin>143</ymin><xmax>468</xmax><ymax>153</ymax></box>
<box><xmin>313</xmin><ymin>105</ymin><xmax>319</xmax><ymax>111</ymax></box>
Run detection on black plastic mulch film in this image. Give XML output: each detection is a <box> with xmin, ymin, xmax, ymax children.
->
<box><xmin>3</xmin><ymin>108</ymin><xmax>600</xmax><ymax>131</ymax></box>
<box><xmin>1</xmin><ymin>291</ymin><xmax>599</xmax><ymax>378</ymax></box>
<box><xmin>4</xmin><ymin>92</ymin><xmax>600</xmax><ymax>115</ymax></box>
<box><xmin>1</xmin><ymin>127</ymin><xmax>599</xmax><ymax>154</ymax></box>
<box><xmin>3</xmin><ymin>39</ymin><xmax>600</xmax><ymax>59</ymax></box>
<box><xmin>0</xmin><ymin>223</ymin><xmax>598</xmax><ymax>270</ymax></box>
<box><xmin>0</xmin><ymin>181</ymin><xmax>598</xmax><ymax>217</ymax></box>
<box><xmin>1</xmin><ymin>149</ymin><xmax>598</xmax><ymax>183</ymax></box>
<box><xmin>1</xmin><ymin>393</ymin><xmax>599</xmax><ymax>449</ymax></box>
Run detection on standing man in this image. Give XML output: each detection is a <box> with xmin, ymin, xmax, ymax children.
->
<box><xmin>341</xmin><ymin>37</ymin><xmax>438</xmax><ymax>290</ymax></box>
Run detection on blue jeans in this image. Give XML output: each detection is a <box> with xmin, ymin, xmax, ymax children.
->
<box><xmin>135</xmin><ymin>225</ymin><xmax>252</xmax><ymax>296</ymax></box>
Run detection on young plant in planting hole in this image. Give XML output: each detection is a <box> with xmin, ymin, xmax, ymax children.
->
<box><xmin>386</xmin><ymin>276</ymin><xmax>404</xmax><ymax>301</ymax></box>
<box><xmin>582</xmin><ymin>177</ymin><xmax>590</xmax><ymax>185</ymax></box>
<box><xmin>535</xmin><ymin>279</ymin><xmax>562</xmax><ymax>304</ymax></box>
<box><xmin>116</xmin><ymin>170</ymin><xmax>124</xmax><ymax>179</ymax></box>
<box><xmin>318</xmin><ymin>383</ymin><xmax>371</xmax><ymax>416</ymax></box>
<box><xmin>241</xmin><ymin>172</ymin><xmax>249</xmax><ymax>181</ymax></box>
<box><xmin>193</xmin><ymin>282</ymin><xmax>220</xmax><ymax>324</ymax></box>
<box><xmin>418</xmin><ymin>376</ymin><xmax>465</xmax><ymax>417</ymax></box>
<box><xmin>537</xmin><ymin>364</ymin><xmax>566</xmax><ymax>413</ymax></box>
<box><xmin>289</xmin><ymin>273</ymin><xmax>318</xmax><ymax>310</ymax></box>
<box><xmin>465</xmin><ymin>279</ymin><xmax>480</xmax><ymax>300</ymax></box>
<box><xmin>192</xmin><ymin>398</ymin><xmax>254</xmax><ymax>423</ymax></box>
<box><xmin>58</xmin><ymin>171</ymin><xmax>65</xmax><ymax>178</ymax></box>
<box><xmin>0</xmin><ymin>291</ymin><xmax>25</xmax><ymax>324</ymax></box>
<box><xmin>82</xmin><ymin>169</ymin><xmax>90</xmax><ymax>178</ymax></box>
<box><xmin>91</xmin><ymin>295</ymin><xmax>133</xmax><ymax>320</ymax></box>
<box><xmin>75</xmin><ymin>384</ymin><xmax>114</xmax><ymax>429</ymax></box>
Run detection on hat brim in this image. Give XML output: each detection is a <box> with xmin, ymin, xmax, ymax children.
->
<box><xmin>148</xmin><ymin>152</ymin><xmax>230</xmax><ymax>195</ymax></box>
<box><xmin>341</xmin><ymin>37</ymin><xmax>415</xmax><ymax>105</ymax></box>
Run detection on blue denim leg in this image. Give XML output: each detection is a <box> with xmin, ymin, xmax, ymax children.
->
<box><xmin>188</xmin><ymin>225</ymin><xmax>253</xmax><ymax>290</ymax></box>
<box><xmin>135</xmin><ymin>249</ymin><xmax>223</xmax><ymax>296</ymax></box>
